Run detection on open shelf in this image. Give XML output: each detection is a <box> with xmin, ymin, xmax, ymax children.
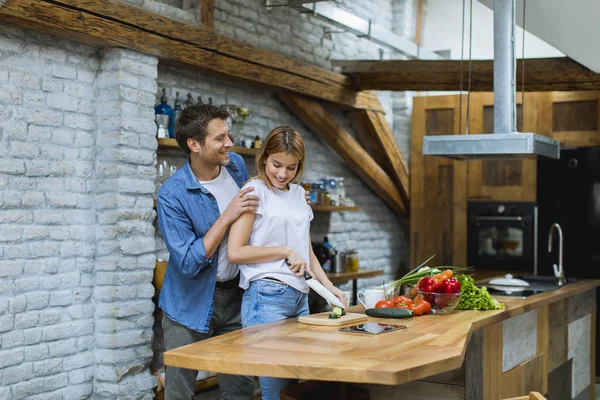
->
<box><xmin>310</xmin><ymin>205</ymin><xmax>360</xmax><ymax>212</ymax></box>
<box><xmin>157</xmin><ymin>138</ymin><xmax>257</xmax><ymax>157</ymax></box>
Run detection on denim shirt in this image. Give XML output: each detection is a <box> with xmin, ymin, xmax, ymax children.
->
<box><xmin>157</xmin><ymin>153</ymin><xmax>248</xmax><ymax>333</ymax></box>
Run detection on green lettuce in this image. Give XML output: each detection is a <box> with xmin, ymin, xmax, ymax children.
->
<box><xmin>455</xmin><ymin>274</ymin><xmax>504</xmax><ymax>310</ymax></box>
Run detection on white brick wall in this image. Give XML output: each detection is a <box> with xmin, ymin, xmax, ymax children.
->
<box><xmin>0</xmin><ymin>25</ymin><xmax>98</xmax><ymax>400</ymax></box>
<box><xmin>0</xmin><ymin>26</ymin><xmax>158</xmax><ymax>399</ymax></box>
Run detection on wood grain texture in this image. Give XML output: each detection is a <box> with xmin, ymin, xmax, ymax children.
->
<box><xmin>519</xmin><ymin>354</ymin><xmax>545</xmax><ymax>396</ymax></box>
<box><xmin>500</xmin><ymin>366</ymin><xmax>521</xmax><ymax>400</ymax></box>
<box><xmin>278</xmin><ymin>92</ymin><xmax>406</xmax><ymax>216</ymax></box>
<box><xmin>362</xmin><ymin>381</ymin><xmax>465</xmax><ymax>400</ymax></box>
<box><xmin>199</xmin><ymin>0</ymin><xmax>214</xmax><ymax>30</ymax></box>
<box><xmin>297</xmin><ymin>312</ymin><xmax>367</xmax><ymax>326</ymax></box>
<box><xmin>410</xmin><ymin>95</ymin><xmax>467</xmax><ymax>269</ymax></box>
<box><xmin>484</xmin><ymin>322</ymin><xmax>503</xmax><ymax>400</ymax></box>
<box><xmin>332</xmin><ymin>58</ymin><xmax>600</xmax><ymax>92</ymax></box>
<box><xmin>0</xmin><ymin>0</ymin><xmax>382</xmax><ymax>111</ymax></box>
<box><xmin>326</xmin><ymin>269</ymin><xmax>384</xmax><ymax>285</ymax></box>
<box><xmin>347</xmin><ymin>109</ymin><xmax>410</xmax><ymax>206</ymax></box>
<box><xmin>163</xmin><ymin>280</ymin><xmax>600</xmax><ymax>386</ymax></box>
<box><xmin>547</xmin><ymin>300</ymin><xmax>568</xmax><ymax>373</ymax></box>
<box><xmin>536</xmin><ymin>305</ymin><xmax>549</xmax><ymax>395</ymax></box>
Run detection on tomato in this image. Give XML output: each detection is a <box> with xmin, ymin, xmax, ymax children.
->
<box><xmin>393</xmin><ymin>296</ymin><xmax>413</xmax><ymax>306</ymax></box>
<box><xmin>395</xmin><ymin>303</ymin><xmax>411</xmax><ymax>310</ymax></box>
<box><xmin>415</xmin><ymin>299</ymin><xmax>431</xmax><ymax>314</ymax></box>
<box><xmin>411</xmin><ymin>303</ymin><xmax>424</xmax><ymax>316</ymax></box>
<box><xmin>375</xmin><ymin>300</ymin><xmax>395</xmax><ymax>309</ymax></box>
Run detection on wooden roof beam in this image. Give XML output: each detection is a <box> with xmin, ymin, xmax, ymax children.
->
<box><xmin>279</xmin><ymin>92</ymin><xmax>407</xmax><ymax>217</ymax></box>
<box><xmin>0</xmin><ymin>0</ymin><xmax>382</xmax><ymax>112</ymax></box>
<box><xmin>332</xmin><ymin>57</ymin><xmax>600</xmax><ymax>92</ymax></box>
<box><xmin>348</xmin><ymin>109</ymin><xmax>410</xmax><ymax>206</ymax></box>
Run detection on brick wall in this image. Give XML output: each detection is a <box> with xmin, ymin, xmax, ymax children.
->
<box><xmin>0</xmin><ymin>26</ymin><xmax>158</xmax><ymax>399</ymax></box>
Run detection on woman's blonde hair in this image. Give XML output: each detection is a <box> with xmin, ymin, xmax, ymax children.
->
<box><xmin>255</xmin><ymin>126</ymin><xmax>306</xmax><ymax>191</ymax></box>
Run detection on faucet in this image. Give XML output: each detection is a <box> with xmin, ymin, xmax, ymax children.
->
<box><xmin>548</xmin><ymin>223</ymin><xmax>567</xmax><ymax>286</ymax></box>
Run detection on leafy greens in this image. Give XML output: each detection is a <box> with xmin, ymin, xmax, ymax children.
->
<box><xmin>455</xmin><ymin>274</ymin><xmax>504</xmax><ymax>310</ymax></box>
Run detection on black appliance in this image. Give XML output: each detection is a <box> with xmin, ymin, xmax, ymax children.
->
<box><xmin>537</xmin><ymin>147</ymin><xmax>600</xmax><ymax>374</ymax></box>
<box><xmin>537</xmin><ymin>147</ymin><xmax>600</xmax><ymax>278</ymax></box>
<box><xmin>467</xmin><ymin>201</ymin><xmax>537</xmax><ymax>271</ymax></box>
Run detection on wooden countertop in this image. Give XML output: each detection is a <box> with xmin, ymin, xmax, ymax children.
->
<box><xmin>164</xmin><ymin>279</ymin><xmax>600</xmax><ymax>386</ymax></box>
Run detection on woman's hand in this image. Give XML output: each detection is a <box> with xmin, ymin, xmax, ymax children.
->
<box><xmin>328</xmin><ymin>286</ymin><xmax>348</xmax><ymax>309</ymax></box>
<box><xmin>285</xmin><ymin>248</ymin><xmax>308</xmax><ymax>277</ymax></box>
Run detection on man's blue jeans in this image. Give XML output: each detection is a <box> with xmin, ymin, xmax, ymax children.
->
<box><xmin>242</xmin><ymin>280</ymin><xmax>309</xmax><ymax>400</ymax></box>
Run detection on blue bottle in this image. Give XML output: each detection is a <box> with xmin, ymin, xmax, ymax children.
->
<box><xmin>155</xmin><ymin>88</ymin><xmax>173</xmax><ymax>138</ymax></box>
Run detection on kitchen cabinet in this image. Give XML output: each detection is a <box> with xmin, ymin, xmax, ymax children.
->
<box><xmin>466</xmin><ymin>92</ymin><xmax>538</xmax><ymax>202</ymax></box>
<box><xmin>410</xmin><ymin>91</ymin><xmax>600</xmax><ymax>269</ymax></box>
<box><xmin>410</xmin><ymin>95</ymin><xmax>468</xmax><ymax>269</ymax></box>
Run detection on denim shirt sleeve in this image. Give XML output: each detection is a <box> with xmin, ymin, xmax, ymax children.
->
<box><xmin>157</xmin><ymin>189</ymin><xmax>215</xmax><ymax>278</ymax></box>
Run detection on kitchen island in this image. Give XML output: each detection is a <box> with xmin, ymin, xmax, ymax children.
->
<box><xmin>164</xmin><ymin>280</ymin><xmax>599</xmax><ymax>400</ymax></box>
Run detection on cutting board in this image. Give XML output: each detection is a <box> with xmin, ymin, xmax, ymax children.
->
<box><xmin>298</xmin><ymin>312</ymin><xmax>367</xmax><ymax>326</ymax></box>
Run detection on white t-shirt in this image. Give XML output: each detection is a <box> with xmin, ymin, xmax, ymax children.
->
<box><xmin>238</xmin><ymin>179</ymin><xmax>314</xmax><ymax>293</ymax></box>
<box><xmin>198</xmin><ymin>167</ymin><xmax>240</xmax><ymax>282</ymax></box>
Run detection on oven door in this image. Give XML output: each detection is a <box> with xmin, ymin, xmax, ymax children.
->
<box><xmin>468</xmin><ymin>215</ymin><xmax>534</xmax><ymax>270</ymax></box>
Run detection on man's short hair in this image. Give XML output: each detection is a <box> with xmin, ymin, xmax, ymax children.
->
<box><xmin>174</xmin><ymin>104</ymin><xmax>230</xmax><ymax>155</ymax></box>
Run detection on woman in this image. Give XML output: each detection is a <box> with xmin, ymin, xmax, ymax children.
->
<box><xmin>227</xmin><ymin>126</ymin><xmax>347</xmax><ymax>399</ymax></box>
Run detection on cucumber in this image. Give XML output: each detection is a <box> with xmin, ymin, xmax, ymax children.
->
<box><xmin>328</xmin><ymin>306</ymin><xmax>345</xmax><ymax>319</ymax></box>
<box><xmin>366</xmin><ymin>308</ymin><xmax>413</xmax><ymax>319</ymax></box>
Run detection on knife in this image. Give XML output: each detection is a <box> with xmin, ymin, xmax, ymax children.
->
<box><xmin>285</xmin><ymin>259</ymin><xmax>346</xmax><ymax>309</ymax></box>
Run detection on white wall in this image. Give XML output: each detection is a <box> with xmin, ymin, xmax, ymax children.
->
<box><xmin>422</xmin><ymin>0</ymin><xmax>563</xmax><ymax>60</ymax></box>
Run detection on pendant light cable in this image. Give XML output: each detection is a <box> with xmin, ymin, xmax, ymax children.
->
<box><xmin>521</xmin><ymin>0</ymin><xmax>527</xmax><ymax>131</ymax></box>
<box><xmin>466</xmin><ymin>0</ymin><xmax>473</xmax><ymax>135</ymax></box>
<box><xmin>459</xmin><ymin>0</ymin><xmax>466</xmax><ymax>135</ymax></box>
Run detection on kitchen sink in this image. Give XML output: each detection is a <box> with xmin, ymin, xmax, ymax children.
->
<box><xmin>479</xmin><ymin>275</ymin><xmax>579</xmax><ymax>298</ymax></box>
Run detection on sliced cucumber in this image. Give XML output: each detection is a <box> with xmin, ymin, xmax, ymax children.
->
<box><xmin>329</xmin><ymin>306</ymin><xmax>345</xmax><ymax>319</ymax></box>
<box><xmin>366</xmin><ymin>308</ymin><xmax>413</xmax><ymax>319</ymax></box>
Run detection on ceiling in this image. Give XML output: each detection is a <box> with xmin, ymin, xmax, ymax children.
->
<box><xmin>478</xmin><ymin>0</ymin><xmax>600</xmax><ymax>72</ymax></box>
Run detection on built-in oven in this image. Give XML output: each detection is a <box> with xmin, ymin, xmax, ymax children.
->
<box><xmin>467</xmin><ymin>201</ymin><xmax>537</xmax><ymax>272</ymax></box>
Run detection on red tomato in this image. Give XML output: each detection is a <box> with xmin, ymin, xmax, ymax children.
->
<box><xmin>411</xmin><ymin>303</ymin><xmax>424</xmax><ymax>316</ymax></box>
<box><xmin>395</xmin><ymin>303</ymin><xmax>411</xmax><ymax>310</ymax></box>
<box><xmin>375</xmin><ymin>300</ymin><xmax>395</xmax><ymax>309</ymax></box>
<box><xmin>393</xmin><ymin>296</ymin><xmax>413</xmax><ymax>306</ymax></box>
<box><xmin>416</xmin><ymin>299</ymin><xmax>431</xmax><ymax>314</ymax></box>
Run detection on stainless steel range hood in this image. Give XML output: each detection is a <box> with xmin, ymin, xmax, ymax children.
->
<box><xmin>422</xmin><ymin>0</ymin><xmax>560</xmax><ymax>160</ymax></box>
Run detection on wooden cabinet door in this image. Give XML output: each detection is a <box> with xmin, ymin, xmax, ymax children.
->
<box><xmin>467</xmin><ymin>92</ymin><xmax>538</xmax><ymax>202</ymax></box>
<box><xmin>411</xmin><ymin>96</ymin><xmax>467</xmax><ymax>269</ymax></box>
<box><xmin>542</xmin><ymin>91</ymin><xmax>600</xmax><ymax>147</ymax></box>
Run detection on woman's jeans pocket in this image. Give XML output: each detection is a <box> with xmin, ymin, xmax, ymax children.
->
<box><xmin>242</xmin><ymin>280</ymin><xmax>297</xmax><ymax>327</ymax></box>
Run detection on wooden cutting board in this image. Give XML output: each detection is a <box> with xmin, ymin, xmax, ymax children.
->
<box><xmin>298</xmin><ymin>312</ymin><xmax>367</xmax><ymax>326</ymax></box>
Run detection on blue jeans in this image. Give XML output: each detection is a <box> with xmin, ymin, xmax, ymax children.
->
<box><xmin>242</xmin><ymin>280</ymin><xmax>309</xmax><ymax>400</ymax></box>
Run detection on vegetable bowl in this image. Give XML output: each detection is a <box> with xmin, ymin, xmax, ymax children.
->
<box><xmin>417</xmin><ymin>291</ymin><xmax>461</xmax><ymax>314</ymax></box>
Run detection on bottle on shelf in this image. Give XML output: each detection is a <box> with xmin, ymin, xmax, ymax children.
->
<box><xmin>196</xmin><ymin>96</ymin><xmax>203</xmax><ymax>105</ymax></box>
<box><xmin>252</xmin><ymin>135</ymin><xmax>261</xmax><ymax>149</ymax></box>
<box><xmin>169</xmin><ymin>92</ymin><xmax>183</xmax><ymax>138</ymax></box>
<box><xmin>155</xmin><ymin>88</ymin><xmax>173</xmax><ymax>139</ymax></box>
<box><xmin>322</xmin><ymin>236</ymin><xmax>335</xmax><ymax>272</ymax></box>
<box><xmin>184</xmin><ymin>93</ymin><xmax>194</xmax><ymax>108</ymax></box>
<box><xmin>336</xmin><ymin>177</ymin><xmax>345</xmax><ymax>206</ymax></box>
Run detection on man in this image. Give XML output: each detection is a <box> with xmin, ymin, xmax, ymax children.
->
<box><xmin>157</xmin><ymin>104</ymin><xmax>258</xmax><ymax>400</ymax></box>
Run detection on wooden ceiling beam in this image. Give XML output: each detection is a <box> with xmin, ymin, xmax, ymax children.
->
<box><xmin>0</xmin><ymin>0</ymin><xmax>382</xmax><ymax>112</ymax></box>
<box><xmin>333</xmin><ymin>57</ymin><xmax>600</xmax><ymax>92</ymax></box>
<box><xmin>348</xmin><ymin>109</ymin><xmax>410</xmax><ymax>206</ymax></box>
<box><xmin>279</xmin><ymin>92</ymin><xmax>407</xmax><ymax>217</ymax></box>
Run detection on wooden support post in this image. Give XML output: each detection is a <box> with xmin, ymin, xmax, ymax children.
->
<box><xmin>200</xmin><ymin>0</ymin><xmax>214</xmax><ymax>30</ymax></box>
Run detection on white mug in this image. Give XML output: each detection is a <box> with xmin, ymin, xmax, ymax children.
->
<box><xmin>356</xmin><ymin>288</ymin><xmax>385</xmax><ymax>309</ymax></box>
